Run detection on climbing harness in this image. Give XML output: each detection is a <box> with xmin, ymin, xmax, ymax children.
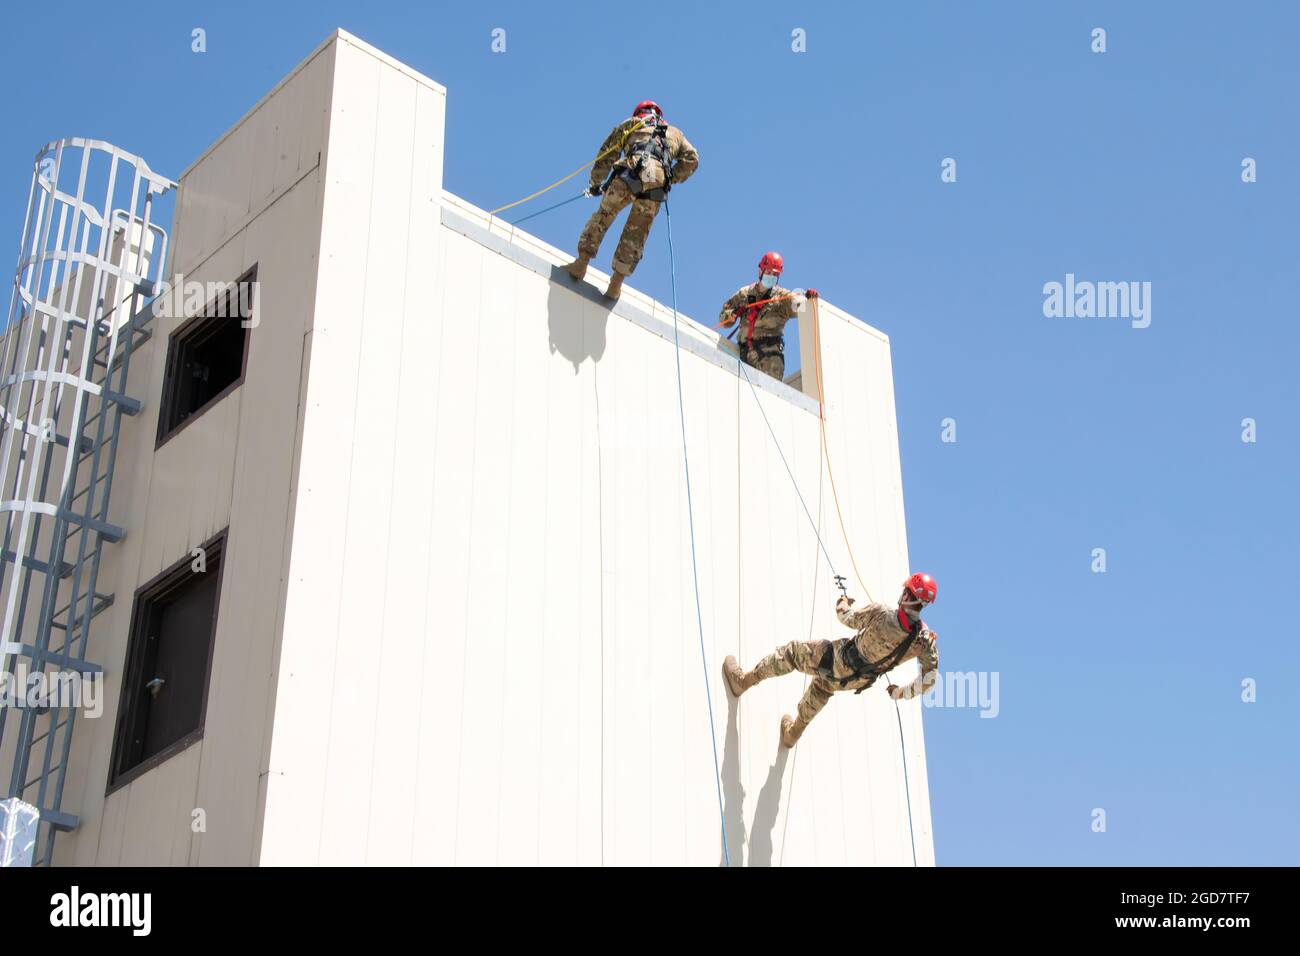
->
<box><xmin>740</xmin><ymin>301</ymin><xmax>766</xmax><ymax>350</ymax></box>
<box><xmin>715</xmin><ymin>291</ymin><xmax>801</xmax><ymax>345</ymax></box>
<box><xmin>619</xmin><ymin>118</ymin><xmax>675</xmax><ymax>202</ymax></box>
<box><xmin>818</xmin><ymin>612</ymin><xmax>923</xmax><ymax>693</ymax></box>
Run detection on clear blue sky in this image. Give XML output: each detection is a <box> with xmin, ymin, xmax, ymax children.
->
<box><xmin>4</xmin><ymin>1</ymin><xmax>1295</xmax><ymax>865</ymax></box>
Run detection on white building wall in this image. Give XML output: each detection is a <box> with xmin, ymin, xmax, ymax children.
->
<box><xmin>262</xmin><ymin>32</ymin><xmax>932</xmax><ymax>866</ymax></box>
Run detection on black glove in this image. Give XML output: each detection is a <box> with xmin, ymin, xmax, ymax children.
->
<box><xmin>584</xmin><ymin>183</ymin><xmax>604</xmax><ymax>198</ymax></box>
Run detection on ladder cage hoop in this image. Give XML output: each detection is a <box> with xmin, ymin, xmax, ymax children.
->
<box><xmin>0</xmin><ymin>138</ymin><xmax>173</xmax><ymax>866</ymax></box>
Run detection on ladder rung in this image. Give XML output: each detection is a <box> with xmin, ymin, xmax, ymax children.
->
<box><xmin>51</xmin><ymin>591</ymin><xmax>114</xmax><ymax>629</ymax></box>
<box><xmin>25</xmin><ymin>766</ymin><xmax>62</xmax><ymax>790</ymax></box>
<box><xmin>12</xmin><ymin>644</ymin><xmax>102</xmax><ymax>675</ymax></box>
<box><xmin>30</xmin><ymin>718</ymin><xmax>72</xmax><ymax>747</ymax></box>
<box><xmin>69</xmin><ymin>472</ymin><xmax>108</xmax><ymax>504</ymax></box>
<box><xmin>59</xmin><ymin>509</ymin><xmax>124</xmax><ymax>543</ymax></box>
<box><xmin>0</xmin><ymin>550</ymin><xmax>72</xmax><ymax>577</ymax></box>
<box><xmin>78</xmin><ymin>434</ymin><xmax>115</xmax><ymax>462</ymax></box>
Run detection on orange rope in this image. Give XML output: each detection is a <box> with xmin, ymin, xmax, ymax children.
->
<box><xmin>488</xmin><ymin>119</ymin><xmax>642</xmax><ymax>216</ymax></box>
<box><xmin>736</xmin><ymin>343</ymin><xmax>743</xmax><ymax>682</ymax></box>
<box><xmin>811</xmin><ymin>297</ymin><xmax>873</xmax><ymax>604</ymax></box>
<box><xmin>713</xmin><ymin>292</ymin><xmax>800</xmax><ymax>329</ymax></box>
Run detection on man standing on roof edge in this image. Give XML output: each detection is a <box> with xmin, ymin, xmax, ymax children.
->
<box><xmin>565</xmin><ymin>100</ymin><xmax>700</xmax><ymax>301</ymax></box>
<box><xmin>718</xmin><ymin>251</ymin><xmax>816</xmax><ymax>383</ymax></box>
<box><xmin>722</xmin><ymin>573</ymin><xmax>940</xmax><ymax>747</ymax></box>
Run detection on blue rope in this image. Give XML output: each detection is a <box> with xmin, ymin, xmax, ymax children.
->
<box><xmin>663</xmin><ymin>201</ymin><xmax>731</xmax><ymax>868</ymax></box>
<box><xmin>509</xmin><ymin>191</ymin><xmax>586</xmax><ymax>225</ymax></box>
<box><xmin>734</xmin><ymin>357</ymin><xmax>840</xmax><ymax>577</ymax></box>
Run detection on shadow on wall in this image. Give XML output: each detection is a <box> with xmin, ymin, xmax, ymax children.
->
<box><xmin>749</xmin><ymin>745</ymin><xmax>789</xmax><ymax>867</ymax></box>
<box><xmin>720</xmin><ymin>695</ymin><xmax>746</xmax><ymax>867</ymax></box>
<box><xmin>547</xmin><ymin>265</ymin><xmax>609</xmax><ymax>373</ymax></box>
<box><xmin>720</xmin><ymin>690</ymin><xmax>791</xmax><ymax>867</ymax></box>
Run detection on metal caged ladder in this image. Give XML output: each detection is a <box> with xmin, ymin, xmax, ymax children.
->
<box><xmin>0</xmin><ymin>138</ymin><xmax>174</xmax><ymax>866</ymax></box>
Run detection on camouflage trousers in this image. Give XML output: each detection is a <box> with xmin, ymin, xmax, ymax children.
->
<box><xmin>747</xmin><ymin>640</ymin><xmax>837</xmax><ymax>727</ymax></box>
<box><xmin>740</xmin><ymin>341</ymin><xmax>785</xmax><ymax>382</ymax></box>
<box><xmin>577</xmin><ymin>176</ymin><xmax>660</xmax><ymax>276</ymax></box>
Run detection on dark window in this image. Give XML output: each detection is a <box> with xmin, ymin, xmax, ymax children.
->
<box><xmin>108</xmin><ymin>531</ymin><xmax>226</xmax><ymax>790</ymax></box>
<box><xmin>156</xmin><ymin>267</ymin><xmax>255</xmax><ymax>444</ymax></box>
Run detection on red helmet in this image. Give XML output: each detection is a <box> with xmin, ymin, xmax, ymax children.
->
<box><xmin>904</xmin><ymin>572</ymin><xmax>937</xmax><ymax>604</ymax></box>
<box><xmin>633</xmin><ymin>100</ymin><xmax>663</xmax><ymax>118</ymax></box>
<box><xmin>758</xmin><ymin>251</ymin><xmax>784</xmax><ymax>275</ymax></box>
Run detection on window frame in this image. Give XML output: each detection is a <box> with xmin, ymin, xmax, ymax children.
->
<box><xmin>154</xmin><ymin>266</ymin><xmax>256</xmax><ymax>448</ymax></box>
<box><xmin>105</xmin><ymin>529</ymin><xmax>229</xmax><ymax>794</ymax></box>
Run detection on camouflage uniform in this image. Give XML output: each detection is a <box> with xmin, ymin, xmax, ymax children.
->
<box><xmin>734</xmin><ymin>599</ymin><xmax>938</xmax><ymax>743</ymax></box>
<box><xmin>577</xmin><ymin>116</ymin><xmax>699</xmax><ymax>276</ymax></box>
<box><xmin>719</xmin><ymin>283</ymin><xmax>805</xmax><ymax>381</ymax></box>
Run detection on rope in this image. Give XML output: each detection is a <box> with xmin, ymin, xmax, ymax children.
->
<box><xmin>778</xmin><ymin>393</ymin><xmax>826</xmax><ymax>865</ymax></box>
<box><xmin>488</xmin><ymin>120</ymin><xmax>642</xmax><ymax>216</ymax></box>
<box><xmin>723</xmin><ymin>295</ymin><xmax>869</xmax><ymax>602</ymax></box>
<box><xmin>488</xmin><ymin>158</ymin><xmax>602</xmax><ymax>217</ymax></box>
<box><xmin>713</xmin><ymin>292</ymin><xmax>801</xmax><ymax>328</ymax></box>
<box><xmin>509</xmin><ymin>191</ymin><xmax>586</xmax><ymax>226</ymax></box>
<box><xmin>735</xmin><ymin>351</ymin><xmax>840</xmax><ymax>578</ymax></box>
<box><xmin>663</xmin><ymin>200</ymin><xmax>730</xmax><ymax>868</ymax></box>
<box><xmin>810</xmin><ymin>298</ymin><xmax>873</xmax><ymax>603</ymax></box>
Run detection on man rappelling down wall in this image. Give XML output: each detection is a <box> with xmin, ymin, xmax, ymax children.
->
<box><xmin>565</xmin><ymin>100</ymin><xmax>699</xmax><ymax>300</ymax></box>
<box><xmin>723</xmin><ymin>573</ymin><xmax>940</xmax><ymax>747</ymax></box>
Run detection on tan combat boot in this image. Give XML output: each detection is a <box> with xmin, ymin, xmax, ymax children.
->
<box><xmin>565</xmin><ymin>256</ymin><xmax>590</xmax><ymax>281</ymax></box>
<box><xmin>603</xmin><ymin>273</ymin><xmax>625</xmax><ymax>300</ymax></box>
<box><xmin>780</xmin><ymin>714</ymin><xmax>806</xmax><ymax>748</ymax></box>
<box><xmin>722</xmin><ymin>656</ymin><xmax>750</xmax><ymax>698</ymax></box>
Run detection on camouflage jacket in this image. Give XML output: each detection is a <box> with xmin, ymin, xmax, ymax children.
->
<box><xmin>831</xmin><ymin>599</ymin><xmax>939</xmax><ymax>699</ymax></box>
<box><xmin>589</xmin><ymin>117</ymin><xmax>700</xmax><ymax>192</ymax></box>
<box><xmin>719</xmin><ymin>283</ymin><xmax>806</xmax><ymax>345</ymax></box>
